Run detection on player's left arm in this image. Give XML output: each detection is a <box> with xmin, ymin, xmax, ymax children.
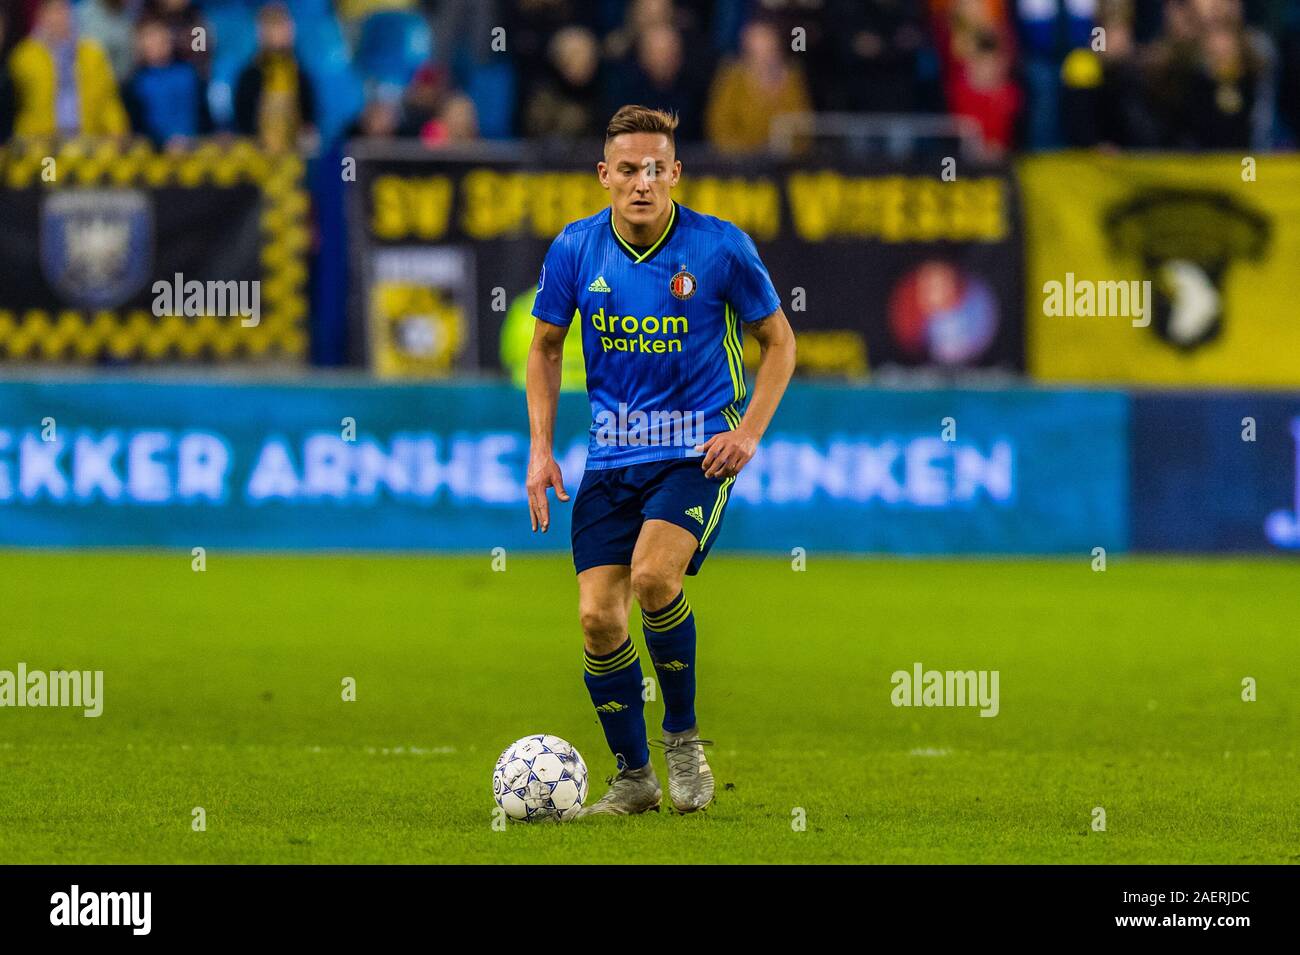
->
<box><xmin>698</xmin><ymin>307</ymin><xmax>796</xmax><ymax>479</ymax></box>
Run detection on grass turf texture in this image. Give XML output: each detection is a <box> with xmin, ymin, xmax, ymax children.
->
<box><xmin>0</xmin><ymin>552</ymin><xmax>1295</xmax><ymax>865</ymax></box>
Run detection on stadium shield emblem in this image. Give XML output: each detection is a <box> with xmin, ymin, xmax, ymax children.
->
<box><xmin>1104</xmin><ymin>189</ymin><xmax>1270</xmax><ymax>351</ymax></box>
<box><xmin>670</xmin><ymin>268</ymin><xmax>696</xmax><ymax>300</ymax></box>
<box><xmin>40</xmin><ymin>190</ymin><xmax>154</xmax><ymax>309</ymax></box>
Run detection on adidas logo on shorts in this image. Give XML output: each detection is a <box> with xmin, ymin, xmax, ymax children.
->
<box><xmin>685</xmin><ymin>505</ymin><xmax>704</xmax><ymax>524</ymax></box>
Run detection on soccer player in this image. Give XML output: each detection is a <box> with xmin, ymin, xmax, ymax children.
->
<box><xmin>525</xmin><ymin>105</ymin><xmax>796</xmax><ymax>816</ymax></box>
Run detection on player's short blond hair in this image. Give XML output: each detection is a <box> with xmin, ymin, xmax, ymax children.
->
<box><xmin>604</xmin><ymin>106</ymin><xmax>678</xmax><ymax>148</ymax></box>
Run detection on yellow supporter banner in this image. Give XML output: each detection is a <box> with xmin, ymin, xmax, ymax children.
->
<box><xmin>1020</xmin><ymin>153</ymin><xmax>1300</xmax><ymax>386</ymax></box>
<box><xmin>0</xmin><ymin>138</ymin><xmax>308</xmax><ymax>363</ymax></box>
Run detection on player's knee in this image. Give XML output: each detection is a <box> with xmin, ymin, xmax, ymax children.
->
<box><xmin>578</xmin><ymin>604</ymin><xmax>625</xmax><ymax>653</ymax></box>
<box><xmin>630</xmin><ymin>563</ymin><xmax>679</xmax><ymax>611</ymax></box>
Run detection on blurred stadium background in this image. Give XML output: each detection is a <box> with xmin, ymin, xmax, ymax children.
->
<box><xmin>1</xmin><ymin>0</ymin><xmax>1298</xmax><ymax>865</ymax></box>
<box><xmin>0</xmin><ymin>0</ymin><xmax>1297</xmax><ymax>556</ymax></box>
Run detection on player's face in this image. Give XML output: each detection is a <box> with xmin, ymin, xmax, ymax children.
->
<box><xmin>598</xmin><ymin>133</ymin><xmax>681</xmax><ymax>229</ymax></box>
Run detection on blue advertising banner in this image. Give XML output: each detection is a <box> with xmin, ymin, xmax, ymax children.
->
<box><xmin>718</xmin><ymin>385</ymin><xmax>1128</xmax><ymax>554</ymax></box>
<box><xmin>0</xmin><ymin>380</ymin><xmax>1128</xmax><ymax>554</ymax></box>
<box><xmin>1132</xmin><ymin>393</ymin><xmax>1300</xmax><ymax>552</ymax></box>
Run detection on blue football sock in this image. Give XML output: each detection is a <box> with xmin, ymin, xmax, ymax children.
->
<box><xmin>642</xmin><ymin>590</ymin><xmax>697</xmax><ymax>734</ymax></box>
<box><xmin>583</xmin><ymin>637</ymin><xmax>650</xmax><ymax>771</ymax></box>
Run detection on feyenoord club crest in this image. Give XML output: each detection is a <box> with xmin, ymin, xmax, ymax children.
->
<box><xmin>670</xmin><ymin>267</ymin><xmax>696</xmax><ymax>300</ymax></box>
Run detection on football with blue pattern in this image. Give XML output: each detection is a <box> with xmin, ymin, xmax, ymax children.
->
<box><xmin>492</xmin><ymin>734</ymin><xmax>589</xmax><ymax>822</ymax></box>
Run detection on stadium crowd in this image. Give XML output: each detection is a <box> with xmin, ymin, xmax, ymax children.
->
<box><xmin>0</xmin><ymin>0</ymin><xmax>1297</xmax><ymax>154</ymax></box>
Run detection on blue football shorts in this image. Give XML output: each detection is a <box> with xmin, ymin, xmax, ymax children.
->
<box><xmin>570</xmin><ymin>457</ymin><xmax>736</xmax><ymax>576</ymax></box>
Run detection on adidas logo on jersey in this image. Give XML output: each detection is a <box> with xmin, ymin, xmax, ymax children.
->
<box><xmin>587</xmin><ymin>276</ymin><xmax>612</xmax><ymax>292</ymax></box>
<box><xmin>685</xmin><ymin>505</ymin><xmax>704</xmax><ymax>524</ymax></box>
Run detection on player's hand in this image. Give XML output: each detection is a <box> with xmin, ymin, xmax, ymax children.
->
<box><xmin>526</xmin><ymin>454</ymin><xmax>570</xmax><ymax>532</ymax></box>
<box><xmin>696</xmin><ymin>428</ymin><xmax>758</xmax><ymax>480</ymax></box>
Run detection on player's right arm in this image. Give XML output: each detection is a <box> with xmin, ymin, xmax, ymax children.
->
<box><xmin>525</xmin><ymin>233</ymin><xmax>580</xmax><ymax>532</ymax></box>
<box><xmin>526</xmin><ymin>319</ymin><xmax>571</xmax><ymax>532</ymax></box>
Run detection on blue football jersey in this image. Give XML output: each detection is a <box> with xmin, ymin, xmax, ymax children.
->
<box><xmin>532</xmin><ymin>201</ymin><xmax>781</xmax><ymax>469</ymax></box>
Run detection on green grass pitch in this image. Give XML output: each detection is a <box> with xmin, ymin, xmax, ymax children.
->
<box><xmin>0</xmin><ymin>551</ymin><xmax>1295</xmax><ymax>864</ymax></box>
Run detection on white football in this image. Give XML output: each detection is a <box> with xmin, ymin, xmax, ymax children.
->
<box><xmin>492</xmin><ymin>734</ymin><xmax>589</xmax><ymax>822</ymax></box>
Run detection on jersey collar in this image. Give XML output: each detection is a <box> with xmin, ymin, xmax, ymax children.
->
<box><xmin>610</xmin><ymin>201</ymin><xmax>678</xmax><ymax>264</ymax></box>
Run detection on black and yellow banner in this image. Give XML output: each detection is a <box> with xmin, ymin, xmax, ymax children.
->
<box><xmin>349</xmin><ymin>148</ymin><xmax>1025</xmax><ymax>379</ymax></box>
<box><xmin>1022</xmin><ymin>153</ymin><xmax>1300</xmax><ymax>387</ymax></box>
<box><xmin>0</xmin><ymin>139</ymin><xmax>308</xmax><ymax>363</ymax></box>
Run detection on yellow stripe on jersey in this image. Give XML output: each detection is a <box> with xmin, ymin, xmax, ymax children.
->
<box><xmin>721</xmin><ymin>304</ymin><xmax>746</xmax><ymax>402</ymax></box>
<box><xmin>699</xmin><ymin>475</ymin><xmax>736</xmax><ymax>551</ymax></box>
<box><xmin>611</xmin><ymin>201</ymin><xmax>677</xmax><ymax>265</ymax></box>
<box><xmin>721</xmin><ymin>404</ymin><xmax>741</xmax><ymax>430</ymax></box>
<box><xmin>720</xmin><ymin>304</ymin><xmax>738</xmax><ymax>399</ymax></box>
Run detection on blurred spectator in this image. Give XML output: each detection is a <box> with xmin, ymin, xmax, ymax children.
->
<box><xmin>402</xmin><ymin>59</ymin><xmax>452</xmax><ymax>131</ymax></box>
<box><xmin>606</xmin><ymin>23</ymin><xmax>705</xmax><ymax>139</ymax></box>
<box><xmin>420</xmin><ymin>91</ymin><xmax>478</xmax><ymax>146</ymax></box>
<box><xmin>601</xmin><ymin>0</ymin><xmax>674</xmax><ymax>61</ymax></box>
<box><xmin>349</xmin><ymin>90</ymin><xmax>403</xmax><ymax>140</ymax></box>
<box><xmin>1147</xmin><ymin>0</ymin><xmax>1266</xmax><ymax>149</ymax></box>
<box><xmin>1280</xmin><ymin>7</ymin><xmax>1300</xmax><ymax>146</ymax></box>
<box><xmin>943</xmin><ymin>23</ymin><xmax>1022</xmax><ymax>153</ymax></box>
<box><xmin>704</xmin><ymin>18</ymin><xmax>813</xmax><ymax>153</ymax></box>
<box><xmin>76</xmin><ymin>0</ymin><xmax>138</xmax><ymax>81</ymax></box>
<box><xmin>0</xmin><ymin>1</ymin><xmax>16</xmax><ymax>53</ymax></box>
<box><xmin>8</xmin><ymin>0</ymin><xmax>128</xmax><ymax>138</ymax></box>
<box><xmin>1060</xmin><ymin>0</ymin><xmax>1159</xmax><ymax>148</ymax></box>
<box><xmin>927</xmin><ymin>0</ymin><xmax>1022</xmax><ymax>152</ymax></box>
<box><xmin>507</xmin><ymin>0</ymin><xmax>597</xmax><ymax>120</ymax></box>
<box><xmin>1</xmin><ymin>0</ymin><xmax>38</xmax><ymax>39</ymax></box>
<box><xmin>234</xmin><ymin>2</ymin><xmax>316</xmax><ymax>152</ymax></box>
<box><xmin>1014</xmin><ymin>0</ymin><xmax>1095</xmax><ymax>148</ymax></box>
<box><xmin>1182</xmin><ymin>21</ymin><xmax>1262</xmax><ymax>148</ymax></box>
<box><xmin>123</xmin><ymin>14</ymin><xmax>208</xmax><ymax>149</ymax></box>
<box><xmin>434</xmin><ymin>0</ymin><xmax>514</xmax><ymax>139</ymax></box>
<box><xmin>392</xmin><ymin>57</ymin><xmax>480</xmax><ymax>147</ymax></box>
<box><xmin>0</xmin><ymin>9</ymin><xmax>15</xmax><ymax>139</ymax></box>
<box><xmin>1192</xmin><ymin>0</ymin><xmax>1277</xmax><ymax>149</ymax></box>
<box><xmin>735</xmin><ymin>0</ymin><xmax>835</xmax><ymax>110</ymax></box>
<box><xmin>1145</xmin><ymin>0</ymin><xmax>1203</xmax><ymax>146</ymax></box>
<box><xmin>142</xmin><ymin>0</ymin><xmax>210</xmax><ymax>79</ymax></box>
<box><xmin>931</xmin><ymin>0</ymin><xmax>1016</xmax><ymax>69</ymax></box>
<box><xmin>826</xmin><ymin>0</ymin><xmax>936</xmax><ymax>114</ymax></box>
<box><xmin>0</xmin><ymin>0</ymin><xmax>1293</xmax><ymax>155</ymax></box>
<box><xmin>522</xmin><ymin>24</ymin><xmax>602</xmax><ymax>138</ymax></box>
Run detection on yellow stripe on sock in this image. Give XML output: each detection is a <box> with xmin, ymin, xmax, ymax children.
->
<box><xmin>642</xmin><ymin>594</ymin><xmax>685</xmax><ymax>623</ymax></box>
<box><xmin>643</xmin><ymin>600</ymin><xmax>691</xmax><ymax>632</ymax></box>
<box><xmin>584</xmin><ymin>643</ymin><xmax>639</xmax><ymax>675</ymax></box>
<box><xmin>585</xmin><ymin>649</ymin><xmax>637</xmax><ymax>672</ymax></box>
